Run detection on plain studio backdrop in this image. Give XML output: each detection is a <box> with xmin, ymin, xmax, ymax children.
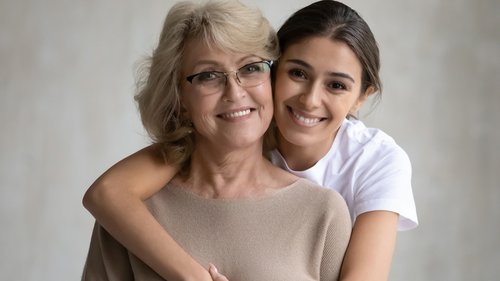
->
<box><xmin>1</xmin><ymin>0</ymin><xmax>499</xmax><ymax>280</ymax></box>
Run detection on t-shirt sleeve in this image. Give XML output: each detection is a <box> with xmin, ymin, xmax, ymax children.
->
<box><xmin>81</xmin><ymin>222</ymin><xmax>134</xmax><ymax>281</ymax></box>
<box><xmin>320</xmin><ymin>191</ymin><xmax>352</xmax><ymax>280</ymax></box>
<box><xmin>353</xmin><ymin>144</ymin><xmax>418</xmax><ymax>231</ymax></box>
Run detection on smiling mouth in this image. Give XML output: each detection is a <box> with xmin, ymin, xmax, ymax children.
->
<box><xmin>288</xmin><ymin>106</ymin><xmax>324</xmax><ymax>126</ymax></box>
<box><xmin>218</xmin><ymin>109</ymin><xmax>253</xmax><ymax>120</ymax></box>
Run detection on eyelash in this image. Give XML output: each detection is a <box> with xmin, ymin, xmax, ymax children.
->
<box><xmin>328</xmin><ymin>82</ymin><xmax>346</xmax><ymax>90</ymax></box>
<box><xmin>288</xmin><ymin>68</ymin><xmax>307</xmax><ymax>79</ymax></box>
<box><xmin>287</xmin><ymin>68</ymin><xmax>347</xmax><ymax>92</ymax></box>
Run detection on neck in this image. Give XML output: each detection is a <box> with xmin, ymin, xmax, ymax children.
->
<box><xmin>175</xmin><ymin>142</ymin><xmax>294</xmax><ymax>198</ymax></box>
<box><xmin>277</xmin><ymin>131</ymin><xmax>336</xmax><ymax>171</ymax></box>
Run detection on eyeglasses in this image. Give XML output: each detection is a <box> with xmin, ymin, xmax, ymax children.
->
<box><xmin>185</xmin><ymin>60</ymin><xmax>272</xmax><ymax>95</ymax></box>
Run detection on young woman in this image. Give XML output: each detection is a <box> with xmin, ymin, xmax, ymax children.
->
<box><xmin>83</xmin><ymin>1</ymin><xmax>417</xmax><ymax>280</ymax></box>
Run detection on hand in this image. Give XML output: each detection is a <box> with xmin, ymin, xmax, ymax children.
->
<box><xmin>208</xmin><ymin>264</ymin><xmax>229</xmax><ymax>281</ymax></box>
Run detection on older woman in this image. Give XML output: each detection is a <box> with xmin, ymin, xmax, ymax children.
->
<box><xmin>81</xmin><ymin>1</ymin><xmax>351</xmax><ymax>280</ymax></box>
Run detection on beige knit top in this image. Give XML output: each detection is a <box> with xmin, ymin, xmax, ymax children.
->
<box><xmin>82</xmin><ymin>178</ymin><xmax>352</xmax><ymax>281</ymax></box>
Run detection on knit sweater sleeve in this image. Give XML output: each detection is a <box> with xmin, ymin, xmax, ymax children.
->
<box><xmin>320</xmin><ymin>191</ymin><xmax>352</xmax><ymax>280</ymax></box>
<box><xmin>81</xmin><ymin>222</ymin><xmax>134</xmax><ymax>281</ymax></box>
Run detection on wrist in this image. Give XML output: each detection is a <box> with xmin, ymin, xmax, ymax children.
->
<box><xmin>180</xmin><ymin>268</ymin><xmax>212</xmax><ymax>281</ymax></box>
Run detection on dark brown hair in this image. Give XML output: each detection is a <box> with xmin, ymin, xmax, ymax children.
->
<box><xmin>277</xmin><ymin>0</ymin><xmax>382</xmax><ymax>97</ymax></box>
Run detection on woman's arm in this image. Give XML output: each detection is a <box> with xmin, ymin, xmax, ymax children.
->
<box><xmin>82</xmin><ymin>145</ymin><xmax>212</xmax><ymax>281</ymax></box>
<box><xmin>339</xmin><ymin>211</ymin><xmax>399</xmax><ymax>281</ymax></box>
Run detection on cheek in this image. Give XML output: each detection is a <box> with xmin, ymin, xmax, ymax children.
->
<box><xmin>252</xmin><ymin>82</ymin><xmax>273</xmax><ymax>108</ymax></box>
<box><xmin>326</xmin><ymin>95</ymin><xmax>358</xmax><ymax>117</ymax></box>
<box><xmin>261</xmin><ymin>86</ymin><xmax>275</xmax><ymax>123</ymax></box>
<box><xmin>190</xmin><ymin>109</ymin><xmax>219</xmax><ymax>137</ymax></box>
<box><xmin>273</xmin><ymin>72</ymin><xmax>294</xmax><ymax>104</ymax></box>
<box><xmin>183</xmin><ymin>95</ymin><xmax>216</xmax><ymax>123</ymax></box>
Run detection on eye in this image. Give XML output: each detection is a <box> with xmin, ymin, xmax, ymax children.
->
<box><xmin>195</xmin><ymin>71</ymin><xmax>222</xmax><ymax>82</ymax></box>
<box><xmin>288</xmin><ymin>68</ymin><xmax>307</xmax><ymax>80</ymax></box>
<box><xmin>239</xmin><ymin>62</ymin><xmax>267</xmax><ymax>75</ymax></box>
<box><xmin>327</xmin><ymin>81</ymin><xmax>347</xmax><ymax>91</ymax></box>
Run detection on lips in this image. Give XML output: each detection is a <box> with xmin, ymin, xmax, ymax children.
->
<box><xmin>218</xmin><ymin>108</ymin><xmax>253</xmax><ymax>120</ymax></box>
<box><xmin>287</xmin><ymin>106</ymin><xmax>324</xmax><ymax>126</ymax></box>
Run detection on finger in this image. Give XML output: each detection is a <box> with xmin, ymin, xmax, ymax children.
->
<box><xmin>208</xmin><ymin>264</ymin><xmax>229</xmax><ymax>281</ymax></box>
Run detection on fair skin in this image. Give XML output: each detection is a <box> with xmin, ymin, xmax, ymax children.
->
<box><xmin>171</xmin><ymin>41</ymin><xmax>296</xmax><ymax>279</ymax></box>
<box><xmin>84</xmin><ymin>38</ymin><xmax>296</xmax><ymax>281</ymax></box>
<box><xmin>84</xmin><ymin>37</ymin><xmax>398</xmax><ymax>281</ymax></box>
<box><xmin>176</xmin><ymin>39</ymin><xmax>295</xmax><ymax>200</ymax></box>
<box><xmin>274</xmin><ymin>36</ymin><xmax>398</xmax><ymax>281</ymax></box>
<box><xmin>273</xmin><ymin>37</ymin><xmax>370</xmax><ymax>170</ymax></box>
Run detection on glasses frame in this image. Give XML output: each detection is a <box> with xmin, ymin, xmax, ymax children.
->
<box><xmin>185</xmin><ymin>60</ymin><xmax>273</xmax><ymax>88</ymax></box>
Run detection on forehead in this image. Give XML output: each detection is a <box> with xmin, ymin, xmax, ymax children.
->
<box><xmin>182</xmin><ymin>37</ymin><xmax>223</xmax><ymax>65</ymax></box>
<box><xmin>281</xmin><ymin>36</ymin><xmax>362</xmax><ymax>78</ymax></box>
<box><xmin>181</xmin><ymin>37</ymin><xmax>259</xmax><ymax>73</ymax></box>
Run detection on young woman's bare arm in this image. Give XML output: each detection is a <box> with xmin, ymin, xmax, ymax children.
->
<box><xmin>82</xmin><ymin>145</ymin><xmax>212</xmax><ymax>281</ymax></box>
<box><xmin>339</xmin><ymin>211</ymin><xmax>399</xmax><ymax>281</ymax></box>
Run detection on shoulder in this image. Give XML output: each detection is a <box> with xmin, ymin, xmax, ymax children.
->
<box><xmin>341</xmin><ymin>118</ymin><xmax>395</xmax><ymax>147</ymax></box>
<box><xmin>341</xmin><ymin>120</ymin><xmax>412</xmax><ymax>183</ymax></box>
<box><xmin>292</xmin><ymin>179</ymin><xmax>349</xmax><ymax>215</ymax></box>
<box><xmin>339</xmin><ymin>119</ymin><xmax>410</xmax><ymax>166</ymax></box>
<box><xmin>286</xmin><ymin>180</ymin><xmax>352</xmax><ymax>239</ymax></box>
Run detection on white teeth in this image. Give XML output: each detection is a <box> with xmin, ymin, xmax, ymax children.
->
<box><xmin>292</xmin><ymin>110</ymin><xmax>320</xmax><ymax>125</ymax></box>
<box><xmin>221</xmin><ymin>109</ymin><xmax>251</xmax><ymax>119</ymax></box>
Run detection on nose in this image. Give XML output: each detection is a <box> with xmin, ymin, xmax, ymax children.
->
<box><xmin>222</xmin><ymin>73</ymin><xmax>246</xmax><ymax>101</ymax></box>
<box><xmin>299</xmin><ymin>82</ymin><xmax>322</xmax><ymax>109</ymax></box>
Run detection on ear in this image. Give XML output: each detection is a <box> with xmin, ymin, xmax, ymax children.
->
<box><xmin>349</xmin><ymin>85</ymin><xmax>376</xmax><ymax>115</ymax></box>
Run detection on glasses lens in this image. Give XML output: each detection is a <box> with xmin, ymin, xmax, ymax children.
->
<box><xmin>238</xmin><ymin>61</ymin><xmax>271</xmax><ymax>87</ymax></box>
<box><xmin>192</xmin><ymin>71</ymin><xmax>225</xmax><ymax>95</ymax></box>
<box><xmin>187</xmin><ymin>61</ymin><xmax>271</xmax><ymax>95</ymax></box>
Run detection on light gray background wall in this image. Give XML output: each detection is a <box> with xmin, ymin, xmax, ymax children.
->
<box><xmin>1</xmin><ymin>0</ymin><xmax>499</xmax><ymax>280</ymax></box>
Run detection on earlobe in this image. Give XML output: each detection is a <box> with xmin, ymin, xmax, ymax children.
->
<box><xmin>364</xmin><ymin>85</ymin><xmax>376</xmax><ymax>98</ymax></box>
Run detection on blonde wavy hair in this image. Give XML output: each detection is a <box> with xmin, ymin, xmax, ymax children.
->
<box><xmin>134</xmin><ymin>0</ymin><xmax>279</xmax><ymax>171</ymax></box>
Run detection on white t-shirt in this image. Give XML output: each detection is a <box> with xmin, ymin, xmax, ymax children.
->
<box><xmin>271</xmin><ymin>118</ymin><xmax>418</xmax><ymax>230</ymax></box>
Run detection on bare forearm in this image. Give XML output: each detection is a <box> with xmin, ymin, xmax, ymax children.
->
<box><xmin>339</xmin><ymin>211</ymin><xmax>398</xmax><ymax>281</ymax></box>
<box><xmin>82</xmin><ymin>146</ymin><xmax>210</xmax><ymax>280</ymax></box>
<box><xmin>85</xmin><ymin>189</ymin><xmax>211</xmax><ymax>281</ymax></box>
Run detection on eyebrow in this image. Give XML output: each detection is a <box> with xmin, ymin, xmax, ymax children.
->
<box><xmin>192</xmin><ymin>60</ymin><xmax>220</xmax><ymax>69</ymax></box>
<box><xmin>193</xmin><ymin>56</ymin><xmax>262</xmax><ymax>69</ymax></box>
<box><xmin>285</xmin><ymin>59</ymin><xmax>356</xmax><ymax>83</ymax></box>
